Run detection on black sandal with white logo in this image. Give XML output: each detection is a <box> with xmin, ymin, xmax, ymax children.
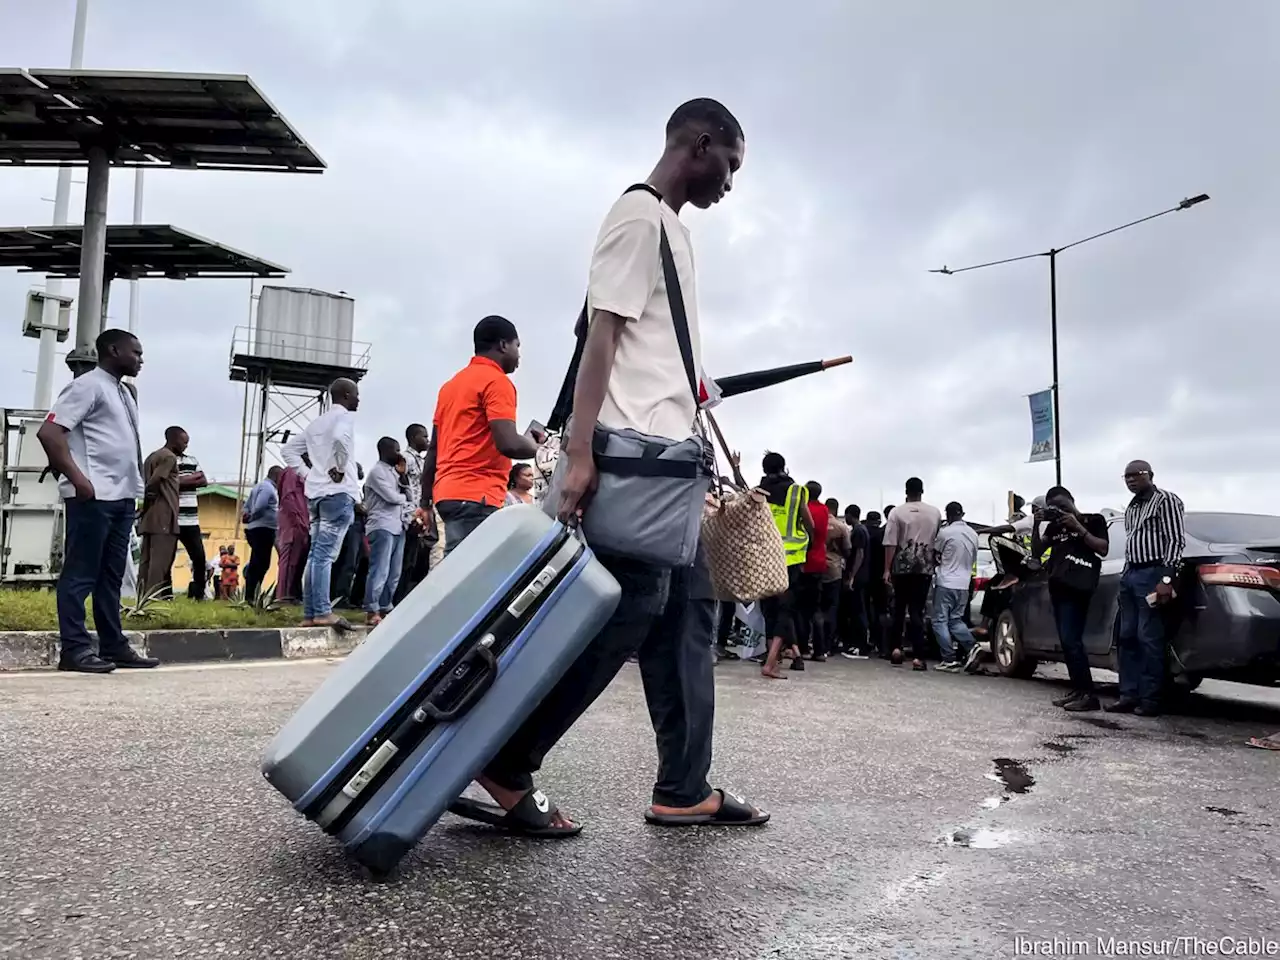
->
<box><xmin>448</xmin><ymin>789</ymin><xmax>582</xmax><ymax>838</ymax></box>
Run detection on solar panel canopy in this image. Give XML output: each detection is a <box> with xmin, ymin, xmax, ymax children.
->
<box><xmin>0</xmin><ymin>69</ymin><xmax>324</xmax><ymax>172</ymax></box>
<box><xmin>0</xmin><ymin>224</ymin><xmax>290</xmax><ymax>279</ymax></box>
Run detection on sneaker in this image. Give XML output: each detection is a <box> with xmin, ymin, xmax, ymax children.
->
<box><xmin>962</xmin><ymin>645</ymin><xmax>983</xmax><ymax>674</ymax></box>
<box><xmin>842</xmin><ymin>649</ymin><xmax>870</xmax><ymax>660</ymax></box>
<box><xmin>1052</xmin><ymin>691</ymin><xmax>1085</xmax><ymax>708</ymax></box>
<box><xmin>939</xmin><ymin>660</ymin><xmax>963</xmax><ymax>673</ymax></box>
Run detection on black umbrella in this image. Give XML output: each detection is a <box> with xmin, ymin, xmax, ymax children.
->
<box><xmin>713</xmin><ymin>356</ymin><xmax>852</xmax><ymax>399</ymax></box>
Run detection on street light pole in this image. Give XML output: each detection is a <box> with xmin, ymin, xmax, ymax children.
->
<box><xmin>931</xmin><ymin>193</ymin><xmax>1209</xmax><ymax>486</ymax></box>
<box><xmin>1048</xmin><ymin>249</ymin><xmax>1060</xmax><ymax>486</ymax></box>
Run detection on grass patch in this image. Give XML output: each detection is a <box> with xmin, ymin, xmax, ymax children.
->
<box><xmin>0</xmin><ymin>588</ymin><xmax>299</xmax><ymax>633</ymax></box>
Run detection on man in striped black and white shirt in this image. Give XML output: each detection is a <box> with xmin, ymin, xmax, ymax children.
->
<box><xmin>1106</xmin><ymin>459</ymin><xmax>1185</xmax><ymax>717</ymax></box>
<box><xmin>176</xmin><ymin>443</ymin><xmax>209</xmax><ymax>599</ymax></box>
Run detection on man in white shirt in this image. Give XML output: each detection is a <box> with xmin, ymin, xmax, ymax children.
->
<box><xmin>362</xmin><ymin>437</ymin><xmax>408</xmax><ymax>626</ymax></box>
<box><xmin>36</xmin><ymin>329</ymin><xmax>159</xmax><ymax>673</ymax></box>
<box><xmin>282</xmin><ymin>378</ymin><xmax>360</xmax><ymax>629</ymax></box>
<box><xmin>932</xmin><ymin>501</ymin><xmax>980</xmax><ymax>671</ymax></box>
<box><xmin>454</xmin><ymin>99</ymin><xmax>766</xmax><ymax>838</ymax></box>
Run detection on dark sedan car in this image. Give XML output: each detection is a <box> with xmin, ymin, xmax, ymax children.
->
<box><xmin>984</xmin><ymin>511</ymin><xmax>1280</xmax><ymax>694</ymax></box>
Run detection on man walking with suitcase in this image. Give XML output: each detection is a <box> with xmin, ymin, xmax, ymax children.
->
<box><xmin>421</xmin><ymin>315</ymin><xmax>545</xmax><ymax>555</ymax></box>
<box><xmin>451</xmin><ymin>99</ymin><xmax>766</xmax><ymax>835</ymax></box>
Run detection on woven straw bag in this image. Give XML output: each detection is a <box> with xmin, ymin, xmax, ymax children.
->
<box><xmin>699</xmin><ymin>412</ymin><xmax>788</xmax><ymax>602</ymax></box>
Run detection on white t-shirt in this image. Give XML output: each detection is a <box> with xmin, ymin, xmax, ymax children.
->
<box><xmin>47</xmin><ymin>367</ymin><xmax>143</xmax><ymax>502</ymax></box>
<box><xmin>1012</xmin><ymin>515</ymin><xmax>1046</xmax><ymax>540</ymax></box>
<box><xmin>587</xmin><ymin>188</ymin><xmax>703</xmax><ymax>443</ymax></box>
<box><xmin>934</xmin><ymin>522</ymin><xmax>980</xmax><ymax>590</ymax></box>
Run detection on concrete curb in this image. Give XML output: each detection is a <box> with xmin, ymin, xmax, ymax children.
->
<box><xmin>0</xmin><ymin>625</ymin><xmax>364</xmax><ymax>671</ymax></box>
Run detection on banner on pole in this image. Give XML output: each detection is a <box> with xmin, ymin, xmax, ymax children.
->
<box><xmin>1027</xmin><ymin>389</ymin><xmax>1056</xmax><ymax>463</ymax></box>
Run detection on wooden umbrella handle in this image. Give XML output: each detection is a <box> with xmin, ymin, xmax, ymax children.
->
<box><xmin>821</xmin><ymin>356</ymin><xmax>853</xmax><ymax>369</ymax></box>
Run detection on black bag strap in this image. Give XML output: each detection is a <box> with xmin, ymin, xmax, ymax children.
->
<box><xmin>547</xmin><ymin>183</ymin><xmax>699</xmax><ymax>432</ymax></box>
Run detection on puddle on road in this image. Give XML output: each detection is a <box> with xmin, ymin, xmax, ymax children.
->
<box><xmin>1206</xmin><ymin>806</ymin><xmax>1242</xmax><ymax>817</ymax></box>
<box><xmin>988</xmin><ymin>758</ymin><xmax>1036</xmax><ymax>794</ymax></box>
<box><xmin>1043</xmin><ymin>740</ymin><xmax>1076</xmax><ymax>754</ymax></box>
<box><xmin>940</xmin><ymin>828</ymin><xmax>1013</xmax><ymax>849</ymax></box>
<box><xmin>1178</xmin><ymin>730</ymin><xmax>1209</xmax><ymax>741</ymax></box>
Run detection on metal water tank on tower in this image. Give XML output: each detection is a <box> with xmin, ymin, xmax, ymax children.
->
<box><xmin>230</xmin><ymin>285</ymin><xmax>370</xmax><ymax>488</ymax></box>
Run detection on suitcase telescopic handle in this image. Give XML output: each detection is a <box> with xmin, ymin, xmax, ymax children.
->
<box><xmin>421</xmin><ymin>644</ymin><xmax>498</xmax><ymax>723</ymax></box>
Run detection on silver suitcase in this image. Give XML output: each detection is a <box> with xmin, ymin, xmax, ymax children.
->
<box><xmin>261</xmin><ymin>505</ymin><xmax>620</xmax><ymax>873</ymax></box>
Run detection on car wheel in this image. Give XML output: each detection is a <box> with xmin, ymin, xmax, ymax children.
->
<box><xmin>993</xmin><ymin>609</ymin><xmax>1037</xmax><ymax>679</ymax></box>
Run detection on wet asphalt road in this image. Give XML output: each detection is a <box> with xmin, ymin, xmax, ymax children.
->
<box><xmin>1</xmin><ymin>657</ymin><xmax>1278</xmax><ymax>960</ymax></box>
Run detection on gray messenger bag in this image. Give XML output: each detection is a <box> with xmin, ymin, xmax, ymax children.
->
<box><xmin>544</xmin><ymin>183</ymin><xmax>712</xmax><ymax>568</ymax></box>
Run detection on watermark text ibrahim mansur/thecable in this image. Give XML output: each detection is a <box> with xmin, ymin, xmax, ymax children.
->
<box><xmin>1014</xmin><ymin>936</ymin><xmax>1280</xmax><ymax>957</ymax></box>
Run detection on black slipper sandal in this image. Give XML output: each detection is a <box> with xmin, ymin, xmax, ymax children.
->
<box><xmin>448</xmin><ymin>789</ymin><xmax>583</xmax><ymax>838</ymax></box>
<box><xmin>644</xmin><ymin>789</ymin><xmax>771</xmax><ymax>827</ymax></box>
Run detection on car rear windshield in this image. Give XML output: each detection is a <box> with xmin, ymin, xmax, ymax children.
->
<box><xmin>1185</xmin><ymin>513</ymin><xmax>1280</xmax><ymax>545</ymax></box>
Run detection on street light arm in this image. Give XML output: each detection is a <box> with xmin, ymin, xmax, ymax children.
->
<box><xmin>929</xmin><ymin>249</ymin><xmax>1049</xmax><ymax>275</ymax></box>
<box><xmin>928</xmin><ymin>194</ymin><xmax>1209</xmax><ymax>273</ymax></box>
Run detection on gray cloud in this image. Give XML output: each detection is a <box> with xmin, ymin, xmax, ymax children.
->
<box><xmin>1</xmin><ymin>0</ymin><xmax>1276</xmax><ymax>522</ymax></box>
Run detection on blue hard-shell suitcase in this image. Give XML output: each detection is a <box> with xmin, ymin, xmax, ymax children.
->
<box><xmin>261</xmin><ymin>505</ymin><xmax>621</xmax><ymax>873</ymax></box>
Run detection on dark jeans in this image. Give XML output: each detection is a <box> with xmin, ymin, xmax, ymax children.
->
<box><xmin>715</xmin><ymin>600</ymin><xmax>735</xmax><ymax>649</ymax></box>
<box><xmin>868</xmin><ymin>579</ymin><xmax>890</xmax><ymax>656</ymax></box>
<box><xmin>795</xmin><ymin>571</ymin><xmax>822</xmax><ymax>656</ymax></box>
<box><xmin>438</xmin><ymin>500</ymin><xmax>499</xmax><ymax>557</ymax></box>
<box><xmin>244</xmin><ymin>527</ymin><xmax>276</xmax><ymax>603</ymax></box>
<box><xmin>57</xmin><ymin>498</ymin><xmax>136</xmax><ymax>661</ymax></box>
<box><xmin>484</xmin><ymin>551</ymin><xmax>671</xmax><ymax>793</ymax></box>
<box><xmin>637</xmin><ymin>562</ymin><xmax>715</xmax><ymax>809</ymax></box>
<box><xmin>1116</xmin><ymin>566</ymin><xmax>1166</xmax><ymax>706</ymax></box>
<box><xmin>890</xmin><ymin>573</ymin><xmax>932</xmax><ymax>661</ymax></box>
<box><xmin>1050</xmin><ymin>584</ymin><xmax>1095</xmax><ymax>694</ymax></box>
<box><xmin>394</xmin><ymin>529</ymin><xmax>431</xmax><ymax>603</ymax></box>
<box><xmin>840</xmin><ymin>581</ymin><xmax>868</xmax><ymax>651</ymax></box>
<box><xmin>331</xmin><ymin>516</ymin><xmax>364</xmax><ymax>607</ymax></box>
<box><xmin>814</xmin><ymin>578</ymin><xmax>842</xmax><ymax>656</ymax></box>
<box><xmin>178</xmin><ymin>525</ymin><xmax>206</xmax><ymax>600</ymax></box>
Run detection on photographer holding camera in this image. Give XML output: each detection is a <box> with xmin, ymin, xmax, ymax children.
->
<box><xmin>1032</xmin><ymin>486</ymin><xmax>1109</xmax><ymax>712</ymax></box>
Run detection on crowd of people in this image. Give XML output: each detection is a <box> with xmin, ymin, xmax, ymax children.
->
<box><xmin>33</xmin><ymin>95</ymin><xmax>1267</xmax><ymax>837</ymax></box>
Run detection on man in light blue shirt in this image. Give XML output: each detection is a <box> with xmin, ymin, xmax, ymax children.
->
<box><xmin>242</xmin><ymin>466</ymin><xmax>282</xmax><ymax>604</ymax></box>
<box><xmin>36</xmin><ymin>329</ymin><xmax>158</xmax><ymax>673</ymax></box>
<box><xmin>362</xmin><ymin>437</ymin><xmax>408</xmax><ymax>625</ymax></box>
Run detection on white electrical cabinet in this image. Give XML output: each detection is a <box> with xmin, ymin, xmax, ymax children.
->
<box><xmin>0</xmin><ymin>409</ymin><xmax>64</xmax><ymax>583</ymax></box>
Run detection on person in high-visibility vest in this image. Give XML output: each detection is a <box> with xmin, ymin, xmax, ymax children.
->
<box><xmin>758</xmin><ymin>451</ymin><xmax>815</xmax><ymax>680</ymax></box>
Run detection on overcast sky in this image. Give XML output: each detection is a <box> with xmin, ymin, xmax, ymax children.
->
<box><xmin>1</xmin><ymin>0</ymin><xmax>1275</xmax><ymax>522</ymax></box>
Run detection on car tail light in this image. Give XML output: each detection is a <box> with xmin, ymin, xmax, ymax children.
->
<box><xmin>1197</xmin><ymin>563</ymin><xmax>1280</xmax><ymax>590</ymax></box>
<box><xmin>972</xmin><ymin>576</ymin><xmax>991</xmax><ymax>591</ymax></box>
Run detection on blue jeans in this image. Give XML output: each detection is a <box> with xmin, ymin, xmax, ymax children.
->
<box><xmin>931</xmin><ymin>585</ymin><xmax>976</xmax><ymax>662</ymax></box>
<box><xmin>364</xmin><ymin>529</ymin><xmax>405</xmax><ymax>614</ymax></box>
<box><xmin>57</xmin><ymin>498</ymin><xmax>136</xmax><ymax>661</ymax></box>
<box><xmin>304</xmin><ymin>494</ymin><xmax>354</xmax><ymax>621</ymax></box>
<box><xmin>1116</xmin><ymin>566</ymin><xmax>1166</xmax><ymax>706</ymax></box>
<box><xmin>1050</xmin><ymin>585</ymin><xmax>1095</xmax><ymax>694</ymax></box>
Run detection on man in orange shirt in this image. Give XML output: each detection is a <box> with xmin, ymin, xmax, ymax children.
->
<box><xmin>423</xmin><ymin>315</ymin><xmax>544</xmax><ymax>555</ymax></box>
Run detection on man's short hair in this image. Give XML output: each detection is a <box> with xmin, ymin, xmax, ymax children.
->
<box><xmin>847</xmin><ymin>504</ymin><xmax>862</xmax><ymax>520</ymax></box>
<box><xmin>762</xmin><ymin>451</ymin><xmax>786</xmax><ymax>474</ymax></box>
<box><xmin>667</xmin><ymin>98</ymin><xmax>744</xmax><ymax>146</ymax></box>
<box><xmin>474</xmin><ymin>315</ymin><xmax>518</xmax><ymax>353</ymax></box>
<box><xmin>806</xmin><ymin>480</ymin><xmax>823</xmax><ymax>500</ymax></box>
<box><xmin>946</xmin><ymin>501</ymin><xmax>964</xmax><ymax>517</ymax></box>
<box><xmin>825</xmin><ymin>498</ymin><xmax>839</xmax><ymax>513</ymax></box>
<box><xmin>406</xmin><ymin>423</ymin><xmax>427</xmax><ymax>440</ymax></box>
<box><xmin>96</xmin><ymin>328</ymin><xmax>136</xmax><ymax>355</ymax></box>
<box><xmin>1046</xmin><ymin>485</ymin><xmax>1073</xmax><ymax>502</ymax></box>
<box><xmin>377</xmin><ymin>436</ymin><xmax>399</xmax><ymax>457</ymax></box>
<box><xmin>866</xmin><ymin>510</ymin><xmax>881</xmax><ymax>524</ymax></box>
<box><xmin>905</xmin><ymin>477</ymin><xmax>924</xmax><ymax>496</ymax></box>
<box><xmin>164</xmin><ymin>426</ymin><xmax>186</xmax><ymax>442</ymax></box>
